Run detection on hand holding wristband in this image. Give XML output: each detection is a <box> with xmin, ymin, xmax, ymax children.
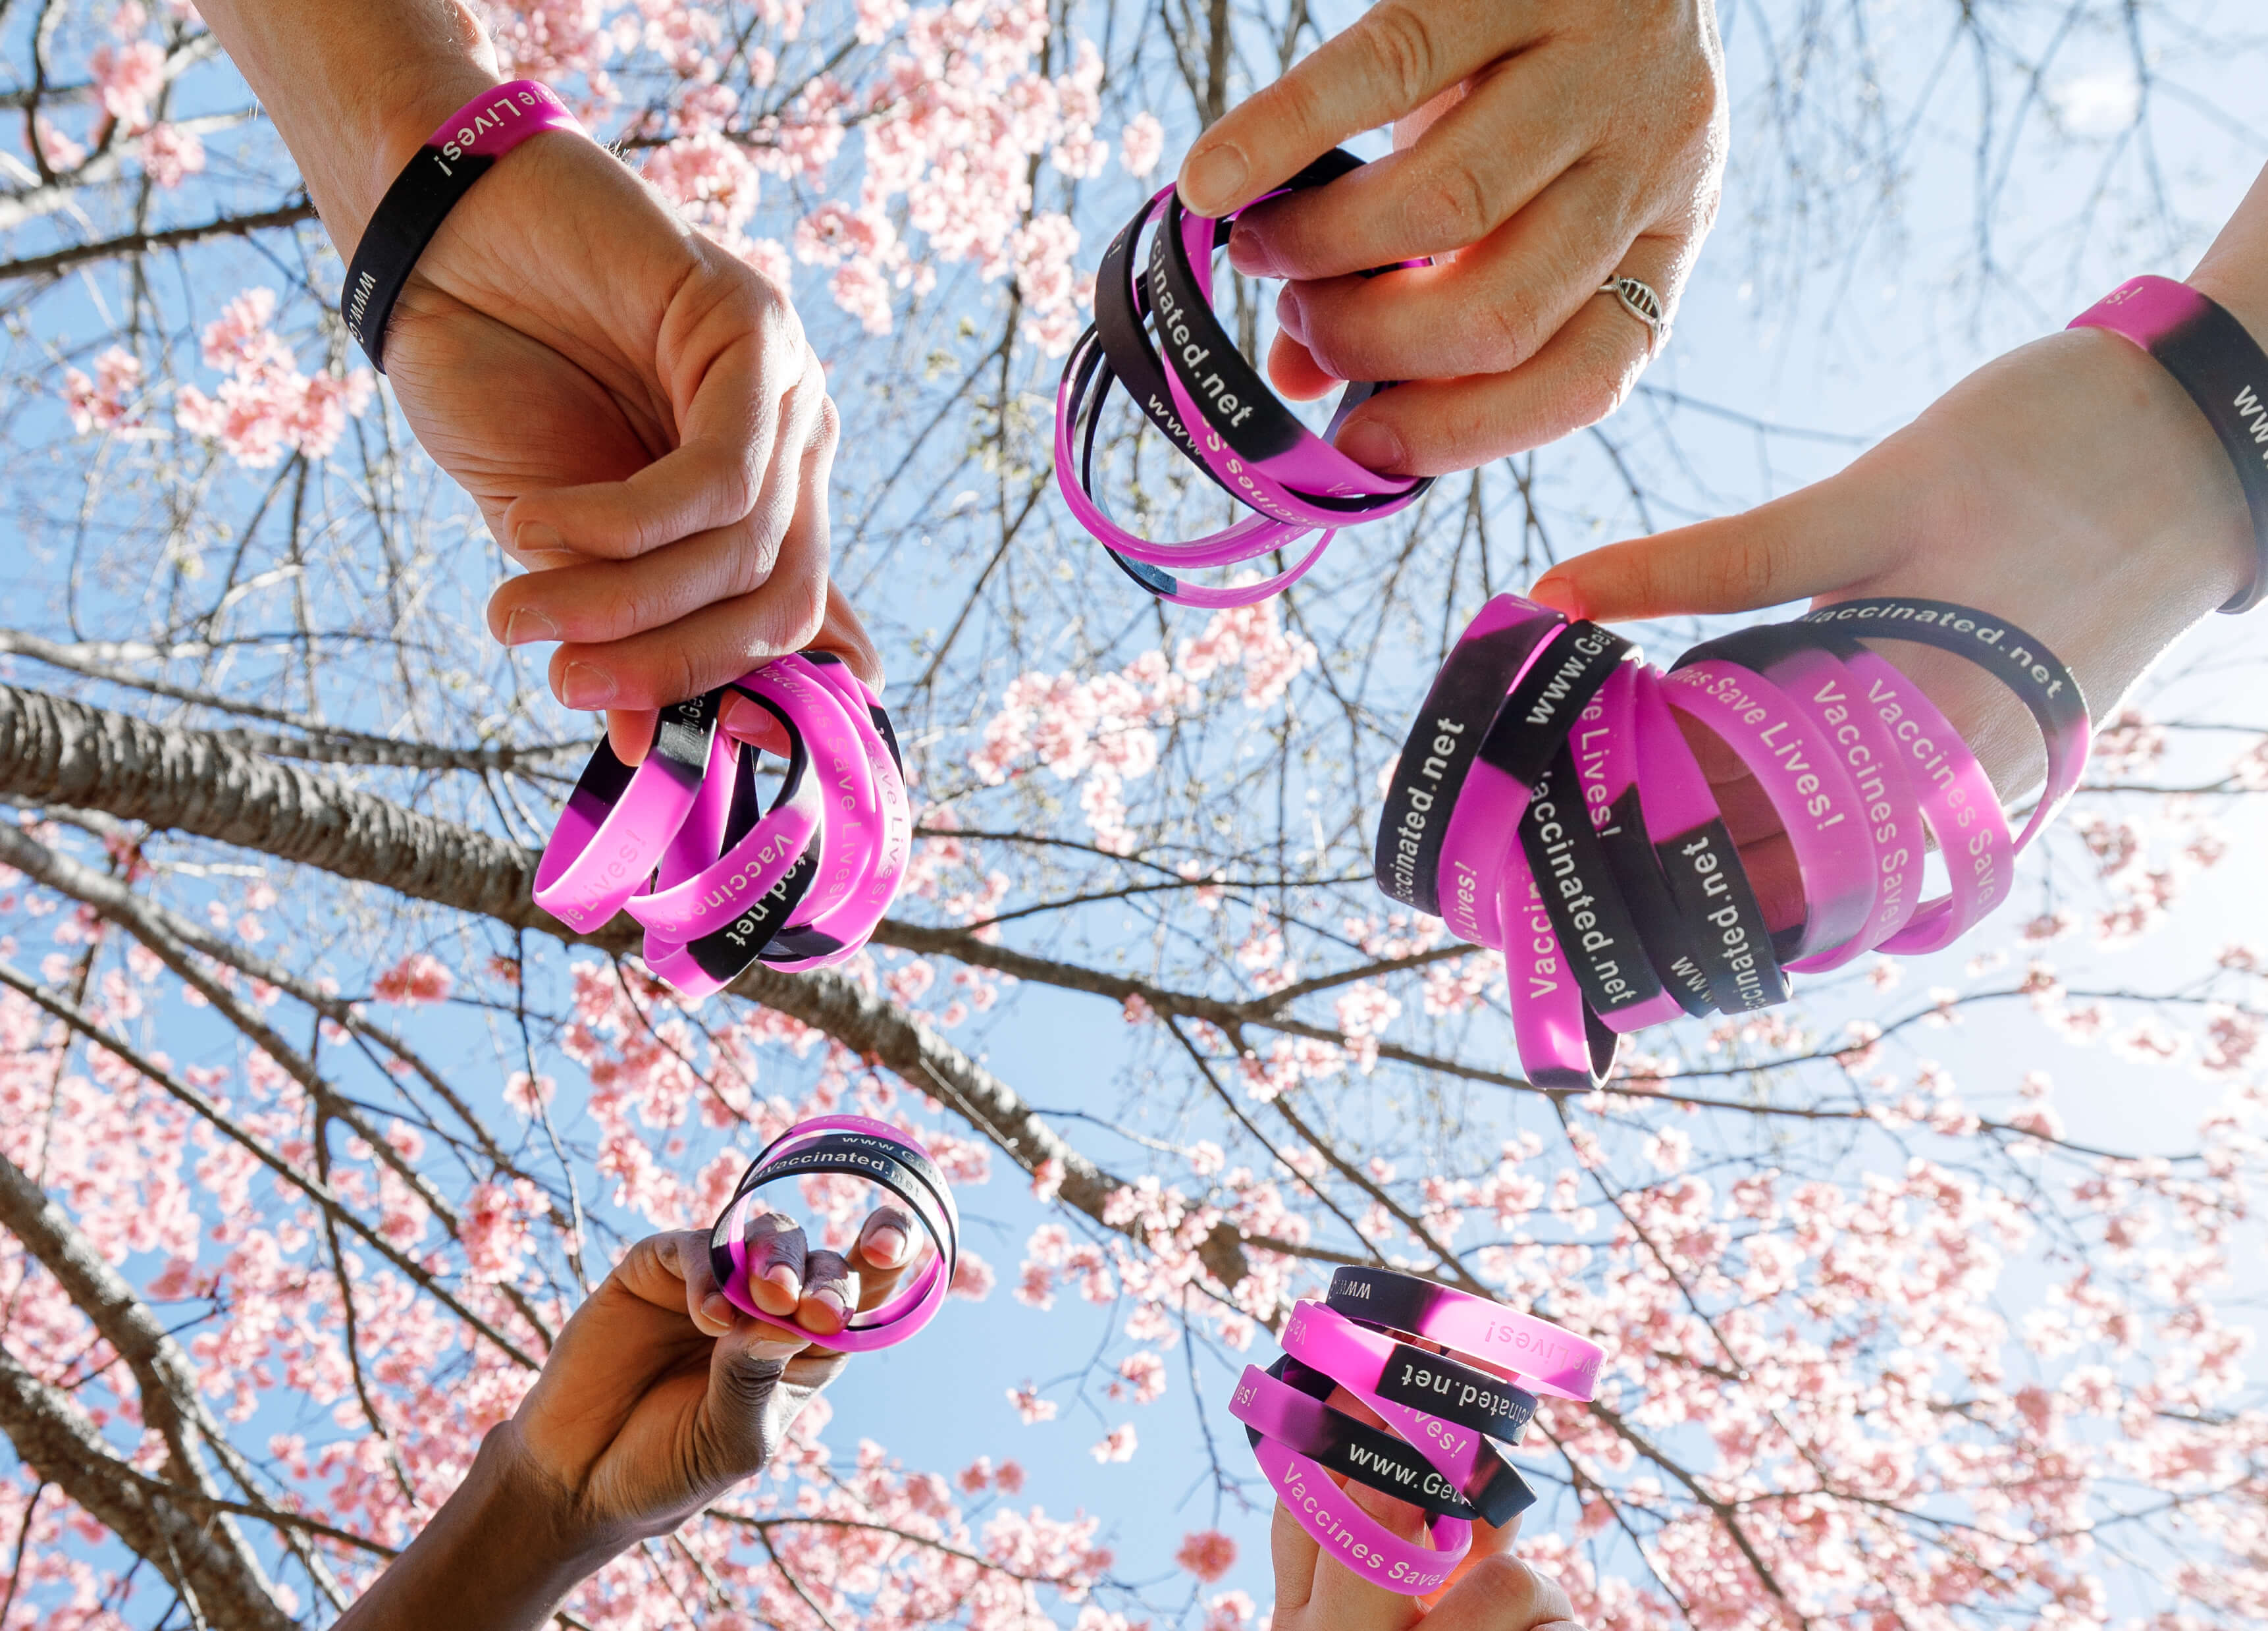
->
<box><xmin>1056</xmin><ymin>149</ymin><xmax>1433</xmax><ymax>608</ymax></box>
<box><xmin>535</xmin><ymin>655</ymin><xmax>907</xmax><ymax>994</ymax></box>
<box><xmin>2069</xmin><ymin>275</ymin><xmax>2268</xmax><ymax>612</ymax></box>
<box><xmin>1371</xmin><ymin>596</ymin><xmax>2084</xmax><ymax>1090</ymax></box>
<box><xmin>344</xmin><ymin>80</ymin><xmax>584</xmax><ymax>371</ymax></box>
<box><xmin>708</xmin><ymin>1115</ymin><xmax>957</xmax><ymax>1351</ymax></box>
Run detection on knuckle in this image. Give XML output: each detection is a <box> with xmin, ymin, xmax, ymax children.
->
<box><xmin>1457</xmin><ymin>1555</ymin><xmax>1541</xmax><ymax>1609</ymax></box>
<box><xmin>1406</xmin><ymin>159</ymin><xmax>1494</xmax><ymax>249</ymax></box>
<box><xmin>1475</xmin><ymin>287</ymin><xmax>1547</xmax><ymax>375</ymax></box>
<box><xmin>1358</xmin><ymin>4</ymin><xmax>1439</xmax><ymax>110</ymax></box>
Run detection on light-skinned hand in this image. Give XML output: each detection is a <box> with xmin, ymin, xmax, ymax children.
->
<box><xmin>1177</xmin><ymin>0</ymin><xmax>1727</xmax><ymax>476</ymax></box>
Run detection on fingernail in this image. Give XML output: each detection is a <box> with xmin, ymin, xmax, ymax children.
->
<box><xmin>1527</xmin><ymin>577</ymin><xmax>1584</xmax><ymax>618</ymax></box>
<box><xmin>1181</xmin><ymin>143</ymin><xmax>1248</xmax><ymax>216</ymax></box>
<box><xmin>1335</xmin><ymin>421</ymin><xmax>1406</xmax><ymax>475</ymax></box>
<box><xmin>560</xmin><ymin>662</ymin><xmax>617</xmax><ymax>709</ymax></box>
<box><xmin>700</xmin><ymin>1291</ymin><xmax>733</xmax><ymax>1328</ymax></box>
<box><xmin>1228</xmin><ymin>223</ymin><xmax>1280</xmax><ymax>279</ymax></box>
<box><xmin>813</xmin><ymin>1287</ymin><xmax>849</xmax><ymax>1320</ymax></box>
<box><xmin>503</xmin><ymin>606</ymin><xmax>558</xmax><ymax>646</ymax></box>
<box><xmin>764</xmin><ymin>1264</ymin><xmax>801</xmax><ymax>1298</ymax></box>
<box><xmin>866</xmin><ymin>1226</ymin><xmax>909</xmax><ymax>1266</ymax></box>
<box><xmin>1273</xmin><ymin>281</ymin><xmax>1305</xmax><ymax>340</ymax></box>
<box><xmin>515</xmin><ymin>521</ymin><xmax>564</xmax><ymax>556</ymax></box>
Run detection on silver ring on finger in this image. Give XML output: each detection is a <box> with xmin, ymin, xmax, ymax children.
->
<box><xmin>1598</xmin><ymin>276</ymin><xmax>1671</xmax><ymax>357</ymax></box>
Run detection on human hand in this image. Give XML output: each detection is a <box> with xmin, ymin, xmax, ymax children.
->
<box><xmin>1267</xmin><ymin>1384</ymin><xmax>1579</xmax><ymax>1631</ymax></box>
<box><xmin>504</xmin><ymin>1204</ymin><xmax>930</xmax><ymax>1547</ymax></box>
<box><xmin>363</xmin><ymin>87</ymin><xmax>882</xmax><ymax>762</ymax></box>
<box><xmin>1176</xmin><ymin>0</ymin><xmax>1727</xmax><ymax>477</ymax></box>
<box><xmin>1524</xmin><ymin>322</ymin><xmax>2257</xmax><ymax>928</ymax></box>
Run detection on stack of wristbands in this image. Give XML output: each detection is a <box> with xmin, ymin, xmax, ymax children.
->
<box><xmin>1230</xmin><ymin>1267</ymin><xmax>1602</xmax><ymax>1595</ymax></box>
<box><xmin>1055</xmin><ymin>148</ymin><xmax>1431</xmax><ymax>609</ymax></box>
<box><xmin>1375</xmin><ymin>594</ymin><xmax>2092</xmax><ymax>1089</ymax></box>
<box><xmin>534</xmin><ymin>652</ymin><xmax>910</xmax><ymax>998</ymax></box>
<box><xmin>709</xmin><ymin>1113</ymin><xmax>958</xmax><ymax>1349</ymax></box>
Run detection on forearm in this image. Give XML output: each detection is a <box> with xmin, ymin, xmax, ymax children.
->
<box><xmin>196</xmin><ymin>0</ymin><xmax>503</xmax><ymax>250</ymax></box>
<box><xmin>2191</xmin><ymin>159</ymin><xmax>2268</xmax><ymax>337</ymax></box>
<box><xmin>333</xmin><ymin>1422</ymin><xmax>627</xmax><ymax>1631</ymax></box>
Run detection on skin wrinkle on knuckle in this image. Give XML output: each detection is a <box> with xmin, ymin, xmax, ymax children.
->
<box><xmin>1359</xmin><ymin>2</ymin><xmax>1440</xmax><ymax>116</ymax></box>
<box><xmin>1406</xmin><ymin>155</ymin><xmax>1495</xmax><ymax>252</ymax></box>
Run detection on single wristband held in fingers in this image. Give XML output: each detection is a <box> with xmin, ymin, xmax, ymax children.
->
<box><xmin>1250</xmin><ymin>1431</ymin><xmax>1469</xmax><ymax>1596</ymax></box>
<box><xmin>344</xmin><ymin>80</ymin><xmax>583</xmax><ymax>371</ymax></box>
<box><xmin>2069</xmin><ymin>275</ymin><xmax>2268</xmax><ymax>613</ymax></box>
<box><xmin>708</xmin><ymin>1117</ymin><xmax>956</xmax><ymax>1350</ymax></box>
<box><xmin>533</xmin><ymin>690</ymin><xmax>724</xmax><ymax>933</ymax></box>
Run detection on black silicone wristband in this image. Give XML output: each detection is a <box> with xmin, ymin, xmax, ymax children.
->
<box><xmin>1519</xmin><ymin>743</ymin><xmax>1665</xmax><ymax>1021</ymax></box>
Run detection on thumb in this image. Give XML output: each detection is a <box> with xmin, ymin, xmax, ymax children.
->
<box><xmin>698</xmin><ymin>1317</ymin><xmax>827</xmax><ymax>1482</ymax></box>
<box><xmin>1529</xmin><ymin>469</ymin><xmax>1907</xmax><ymax>624</ymax></box>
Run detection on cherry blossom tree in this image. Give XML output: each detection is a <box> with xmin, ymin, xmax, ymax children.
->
<box><xmin>4</xmin><ymin>0</ymin><xmax>2267</xmax><ymax>1627</ymax></box>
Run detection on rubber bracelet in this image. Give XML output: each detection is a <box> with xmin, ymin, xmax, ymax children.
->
<box><xmin>1496</xmin><ymin>845</ymin><xmax>1624</xmax><ymax>1088</ymax></box>
<box><xmin>2069</xmin><ymin>275</ymin><xmax>2268</xmax><ymax>613</ymax></box>
<box><xmin>1234</xmin><ymin>1360</ymin><xmax>1478</xmax><ymax>1520</ymax></box>
<box><xmin>1793</xmin><ymin>597</ymin><xmax>2089</xmax><ymax>856</ymax></box>
<box><xmin>1660</xmin><ymin>660</ymin><xmax>1878</xmax><ymax>962</ymax></box>
<box><xmin>1575</xmin><ymin>664</ymin><xmax>1714</xmax><ymax>1018</ymax></box>
<box><xmin>344</xmin><ymin>80</ymin><xmax>582</xmax><ymax>371</ymax></box>
<box><xmin>708</xmin><ymin>1123</ymin><xmax>953</xmax><ymax>1350</ymax></box>
<box><xmin>533</xmin><ymin>689</ymin><xmax>723</xmax><ymax>933</ymax></box>
<box><xmin>623</xmin><ymin>672</ymin><xmax>833</xmax><ymax>941</ymax></box>
<box><xmin>747</xmin><ymin>1112</ymin><xmax>961</xmax><ymax>1262</ymax></box>
<box><xmin>1250</xmin><ymin>1433</ymin><xmax>1469</xmax><ymax>1596</ymax></box>
<box><xmin>1831</xmin><ymin>642</ymin><xmax>2013</xmax><ymax>953</ymax></box>
<box><xmin>1517</xmin><ymin>740</ymin><xmax>1677</xmax><ymax>1032</ymax></box>
<box><xmin>1376</xmin><ymin>595</ymin><xmax>1566</xmax><ymax>916</ymax></box>
<box><xmin>764</xmin><ymin>657</ymin><xmax>912</xmax><ymax>970</ymax></box>
<box><xmin>1280</xmin><ymin>1300</ymin><xmax>1541</xmax><ymax>1470</ymax></box>
<box><xmin>740</xmin><ymin>657</ymin><xmax>885</xmax><ymax>951</ymax></box>
<box><xmin>1240</xmin><ymin>1355</ymin><xmax>1539</xmax><ymax>1527</ymax></box>
<box><xmin>1678</xmin><ymin>626</ymin><xmax>1926</xmax><ymax>972</ymax></box>
<box><xmin>1325</xmin><ymin>1268</ymin><xmax>1603</xmax><ymax>1402</ymax></box>
<box><xmin>639</xmin><ymin>837</ymin><xmax>822</xmax><ymax>999</ymax></box>
<box><xmin>1431</xmin><ymin>613</ymin><xmax>1583</xmax><ymax>944</ymax></box>
<box><xmin>1628</xmin><ymin>668</ymin><xmax>1788</xmax><ymax>1013</ymax></box>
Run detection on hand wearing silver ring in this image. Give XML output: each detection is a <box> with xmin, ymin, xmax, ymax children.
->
<box><xmin>1176</xmin><ymin>0</ymin><xmax>1727</xmax><ymax>477</ymax></box>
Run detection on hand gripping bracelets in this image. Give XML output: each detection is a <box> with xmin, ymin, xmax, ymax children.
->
<box><xmin>1056</xmin><ymin>149</ymin><xmax>1431</xmax><ymax>608</ymax></box>
<box><xmin>1229</xmin><ymin>1270</ymin><xmax>1595</xmax><ymax>1591</ymax></box>
<box><xmin>708</xmin><ymin>1113</ymin><xmax>957</xmax><ymax>1351</ymax></box>
<box><xmin>535</xmin><ymin>654</ymin><xmax>908</xmax><ymax>998</ymax></box>
<box><xmin>1372</xmin><ymin>595</ymin><xmax>2088</xmax><ymax>1089</ymax></box>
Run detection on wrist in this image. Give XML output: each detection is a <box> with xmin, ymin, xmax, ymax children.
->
<box><xmin>334</xmin><ymin>1422</ymin><xmax>628</xmax><ymax>1631</ymax></box>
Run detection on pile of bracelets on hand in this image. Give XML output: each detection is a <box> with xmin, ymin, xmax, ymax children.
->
<box><xmin>1055</xmin><ymin>148</ymin><xmax>1430</xmax><ymax>609</ymax></box>
<box><xmin>533</xmin><ymin>651</ymin><xmax>910</xmax><ymax>998</ymax></box>
<box><xmin>708</xmin><ymin>1114</ymin><xmax>957</xmax><ymax>1350</ymax></box>
<box><xmin>1375</xmin><ymin>593</ymin><xmax>2090</xmax><ymax>1088</ymax></box>
<box><xmin>1230</xmin><ymin>1268</ymin><xmax>1601</xmax><ymax>1594</ymax></box>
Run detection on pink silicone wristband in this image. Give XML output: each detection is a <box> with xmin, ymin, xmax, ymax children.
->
<box><xmin>1321</xmin><ymin>1271</ymin><xmax>1604</xmax><ymax>1402</ymax></box>
<box><xmin>1562</xmin><ymin>664</ymin><xmax>1685</xmax><ymax>1030</ymax></box>
<box><xmin>1278</xmin><ymin>1302</ymin><xmax>1523</xmax><ymax>1490</ymax></box>
<box><xmin>764</xmin><ymin>661</ymin><xmax>912</xmax><ymax>970</ymax></box>
<box><xmin>1661</xmin><ymin>661</ymin><xmax>1878</xmax><ymax>961</ymax></box>
<box><xmin>533</xmin><ymin>694</ymin><xmax>721</xmax><ymax>933</ymax></box>
<box><xmin>1840</xmin><ymin>648</ymin><xmax>2015</xmax><ymax>954</ymax></box>
<box><xmin>1250</xmin><ymin>1434</ymin><xmax>1469</xmax><ymax>1595</ymax></box>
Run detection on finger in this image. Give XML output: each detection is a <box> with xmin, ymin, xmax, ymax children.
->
<box><xmin>811</xmin><ymin>585</ymin><xmax>884</xmax><ymax>695</ymax></box>
<box><xmin>1277</xmin><ymin>163</ymin><xmax>1649</xmax><ymax>387</ymax></box>
<box><xmin>606</xmin><ymin>707</ymin><xmax>660</xmax><ymax>766</ymax></box>
<box><xmin>797</xmin><ymin>1248</ymin><xmax>860</xmax><ymax>1338</ymax></box>
<box><xmin>485</xmin><ymin>364</ymin><xmax>826</xmax><ymax>650</ymax></box>
<box><xmin>852</xmin><ymin>1204</ymin><xmax>930</xmax><ymax>1306</ymax></box>
<box><xmin>1305</xmin><ymin>1470</ymin><xmax>1432</xmax><ymax>1631</ymax></box>
<box><xmin>1227</xmin><ymin>54</ymin><xmax>1588</xmax><ymax>281</ymax></box>
<box><xmin>698</xmin><ymin>1314</ymin><xmax>823</xmax><ymax>1484</ymax></box>
<box><xmin>546</xmin><ymin>419</ymin><xmax>835</xmax><ymax>712</ymax></box>
<box><xmin>1177</xmin><ymin>1</ymin><xmax>1538</xmax><ymax>218</ymax></box>
<box><xmin>739</xmin><ymin>1209</ymin><xmax>807</xmax><ymax>1317</ymax></box>
<box><xmin>1265</xmin><ymin>328</ymin><xmax>1343</xmax><ymax>402</ymax></box>
<box><xmin>1322</xmin><ymin>224</ymin><xmax>1683</xmax><ymax>476</ymax></box>
<box><xmin>1529</xmin><ymin>464</ymin><xmax>1912</xmax><ymax>625</ymax></box>
<box><xmin>1424</xmin><ymin>1553</ymin><xmax>1575</xmax><ymax>1631</ymax></box>
<box><xmin>499</xmin><ymin>265</ymin><xmax>807</xmax><ymax>562</ymax></box>
<box><xmin>1271</xmin><ymin>1498</ymin><xmax>1325</xmax><ymax>1617</ymax></box>
<box><xmin>661</xmin><ymin>1226</ymin><xmax>741</xmax><ymax>1338</ymax></box>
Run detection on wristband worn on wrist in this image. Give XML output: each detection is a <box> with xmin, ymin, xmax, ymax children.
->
<box><xmin>344</xmin><ymin>80</ymin><xmax>583</xmax><ymax>371</ymax></box>
<box><xmin>2069</xmin><ymin>275</ymin><xmax>2268</xmax><ymax>613</ymax></box>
